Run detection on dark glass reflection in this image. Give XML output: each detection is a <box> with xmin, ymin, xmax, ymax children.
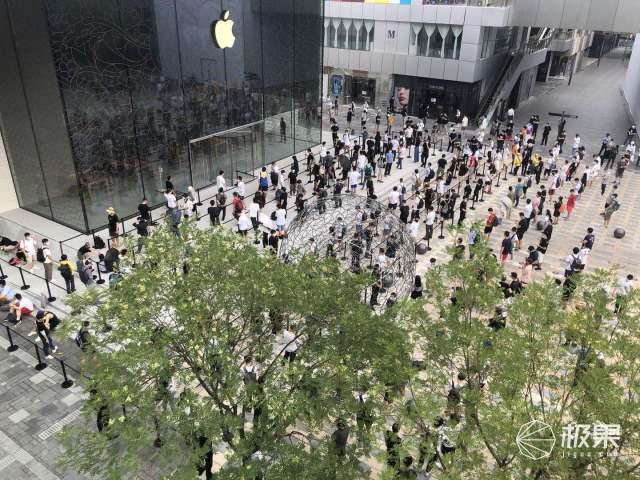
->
<box><xmin>0</xmin><ymin>0</ymin><xmax>321</xmax><ymax>232</ymax></box>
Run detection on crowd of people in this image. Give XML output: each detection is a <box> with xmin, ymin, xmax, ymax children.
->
<box><xmin>0</xmin><ymin>95</ymin><xmax>637</xmax><ymax>477</ymax></box>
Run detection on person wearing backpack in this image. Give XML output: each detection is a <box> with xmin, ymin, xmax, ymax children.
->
<box><xmin>484</xmin><ymin>208</ymin><xmax>497</xmax><ymax>239</ymax></box>
<box><xmin>58</xmin><ymin>254</ymin><xmax>76</xmax><ymax>293</ymax></box>
<box><xmin>500</xmin><ymin>231</ymin><xmax>513</xmax><ymax>264</ymax></box>
<box><xmin>40</xmin><ymin>239</ymin><xmax>54</xmax><ymax>282</ymax></box>
<box><xmin>34</xmin><ymin>310</ymin><xmax>59</xmax><ymax>359</ymax></box>
<box><xmin>75</xmin><ymin>320</ymin><xmax>91</xmax><ymax>352</ymax></box>
<box><xmin>564</xmin><ymin>247</ymin><xmax>584</xmax><ymax>278</ymax></box>
<box><xmin>582</xmin><ymin>227</ymin><xmax>595</xmax><ymax>250</ymax></box>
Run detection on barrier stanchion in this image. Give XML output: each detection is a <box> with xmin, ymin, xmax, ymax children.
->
<box><xmin>18</xmin><ymin>267</ymin><xmax>30</xmax><ymax>290</ymax></box>
<box><xmin>0</xmin><ymin>264</ymin><xmax>6</xmax><ymax>280</ymax></box>
<box><xmin>95</xmin><ymin>261</ymin><xmax>105</xmax><ymax>285</ymax></box>
<box><xmin>6</xmin><ymin>326</ymin><xmax>18</xmax><ymax>352</ymax></box>
<box><xmin>34</xmin><ymin>344</ymin><xmax>47</xmax><ymax>371</ymax></box>
<box><xmin>438</xmin><ymin>220</ymin><xmax>445</xmax><ymax>240</ymax></box>
<box><xmin>59</xmin><ymin>360</ymin><xmax>74</xmax><ymax>389</ymax></box>
<box><xmin>45</xmin><ymin>280</ymin><xmax>56</xmax><ymax>303</ymax></box>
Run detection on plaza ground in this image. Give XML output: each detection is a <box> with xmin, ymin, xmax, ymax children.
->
<box><xmin>0</xmin><ymin>48</ymin><xmax>638</xmax><ymax>479</ymax></box>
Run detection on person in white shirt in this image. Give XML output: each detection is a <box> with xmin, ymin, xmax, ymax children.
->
<box><xmin>424</xmin><ymin>207</ymin><xmax>437</xmax><ymax>240</ymax></box>
<box><xmin>376</xmin><ymin>248</ymin><xmax>388</xmax><ymax>271</ymax></box>
<box><xmin>615</xmin><ymin>274</ymin><xmax>634</xmax><ymax>314</ymax></box>
<box><xmin>275</xmin><ymin>207</ymin><xmax>287</xmax><ymax>232</ymax></box>
<box><xmin>388</xmin><ymin>187</ymin><xmax>400</xmax><ymax>210</ymax></box>
<box><xmin>40</xmin><ymin>239</ymin><xmax>54</xmax><ymax>282</ymax></box>
<box><xmin>8</xmin><ymin>293</ymin><xmax>33</xmax><ymax>324</ymax></box>
<box><xmin>249</xmin><ymin>200</ymin><xmax>260</xmax><ymax>229</ymax></box>
<box><xmin>320</xmin><ymin>141</ymin><xmax>327</xmax><ymax>159</ymax></box>
<box><xmin>237</xmin><ymin>211</ymin><xmax>252</xmax><ymax>236</ymax></box>
<box><xmin>20</xmin><ymin>233</ymin><xmax>37</xmax><ymax>269</ymax></box>
<box><xmin>216</xmin><ymin>170</ymin><xmax>226</xmax><ymax>191</ymax></box>
<box><xmin>625</xmin><ymin>141</ymin><xmax>636</xmax><ymax>164</ymax></box>
<box><xmin>571</xmin><ymin>134</ymin><xmax>580</xmax><ymax>153</ymax></box>
<box><xmin>357</xmin><ymin>154</ymin><xmax>367</xmax><ymax>185</ymax></box>
<box><xmin>165</xmin><ymin>190</ymin><xmax>177</xmax><ymax>211</ymax></box>
<box><xmin>280</xmin><ymin>327</ymin><xmax>298</xmax><ymax>362</ymax></box>
<box><xmin>408</xmin><ymin>218</ymin><xmax>420</xmax><ymax>241</ymax></box>
<box><xmin>348</xmin><ymin>169</ymin><xmax>360</xmax><ymax>193</ymax></box>
<box><xmin>181</xmin><ymin>195</ymin><xmax>193</xmax><ymax>219</ymax></box>
<box><xmin>507</xmin><ymin>107</ymin><xmax>515</xmax><ymax>119</ymax></box>
<box><xmin>236</xmin><ymin>176</ymin><xmax>246</xmax><ymax>198</ymax></box>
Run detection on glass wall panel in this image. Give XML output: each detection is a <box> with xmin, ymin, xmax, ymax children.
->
<box><xmin>46</xmin><ymin>0</ymin><xmax>145</xmax><ymax>230</ymax></box>
<box><xmin>0</xmin><ymin>1</ymin><xmax>51</xmax><ymax>220</ymax></box>
<box><xmin>0</xmin><ymin>0</ymin><xmax>321</xmax><ymax>232</ymax></box>
<box><xmin>262</xmin><ymin>0</ymin><xmax>294</xmax><ymax>163</ymax></box>
<box><xmin>126</xmin><ymin>0</ymin><xmax>190</xmax><ymax>208</ymax></box>
<box><xmin>8</xmin><ymin>0</ymin><xmax>86</xmax><ymax>230</ymax></box>
<box><xmin>224</xmin><ymin>0</ymin><xmax>263</xmax><ymax>129</ymax></box>
<box><xmin>293</xmin><ymin>0</ymin><xmax>322</xmax><ymax>153</ymax></box>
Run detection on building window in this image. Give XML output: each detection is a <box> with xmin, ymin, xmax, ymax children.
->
<box><xmin>410</xmin><ymin>24</ymin><xmax>462</xmax><ymax>59</ymax></box>
<box><xmin>337</xmin><ymin>21</ymin><xmax>347</xmax><ymax>49</ymax></box>
<box><xmin>358</xmin><ymin>23</ymin><xmax>368</xmax><ymax>50</ymax></box>
<box><xmin>348</xmin><ymin>22</ymin><xmax>357</xmax><ymax>49</ymax></box>
<box><xmin>429</xmin><ymin>29</ymin><xmax>443</xmax><ymax>58</ymax></box>
<box><xmin>327</xmin><ymin>22</ymin><xmax>336</xmax><ymax>48</ymax></box>
<box><xmin>326</xmin><ymin>19</ymin><xmax>374</xmax><ymax>51</ymax></box>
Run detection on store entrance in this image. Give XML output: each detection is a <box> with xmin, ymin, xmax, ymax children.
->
<box><xmin>346</xmin><ymin>76</ymin><xmax>376</xmax><ymax>105</ymax></box>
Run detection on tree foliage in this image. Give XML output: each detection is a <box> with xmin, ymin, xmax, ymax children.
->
<box><xmin>396</xmin><ymin>234</ymin><xmax>640</xmax><ymax>479</ymax></box>
<box><xmin>59</xmin><ymin>223</ymin><xmax>411</xmax><ymax>479</ymax></box>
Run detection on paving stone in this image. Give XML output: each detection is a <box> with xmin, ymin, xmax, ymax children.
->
<box><xmin>8</xmin><ymin>410</ymin><xmax>30</xmax><ymax>424</ymax></box>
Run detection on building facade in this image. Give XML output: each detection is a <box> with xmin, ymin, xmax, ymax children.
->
<box><xmin>322</xmin><ymin>0</ymin><xmax>547</xmax><ymax>121</ymax></box>
<box><xmin>0</xmin><ymin>0</ymin><xmax>323</xmax><ymax>233</ymax></box>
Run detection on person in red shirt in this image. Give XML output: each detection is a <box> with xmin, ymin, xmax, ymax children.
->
<box><xmin>232</xmin><ymin>192</ymin><xmax>245</xmax><ymax>220</ymax></box>
<box><xmin>484</xmin><ymin>208</ymin><xmax>498</xmax><ymax>239</ymax></box>
<box><xmin>566</xmin><ymin>189</ymin><xmax>577</xmax><ymax>219</ymax></box>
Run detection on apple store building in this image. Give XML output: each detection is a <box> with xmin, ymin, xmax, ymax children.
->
<box><xmin>0</xmin><ymin>0</ymin><xmax>323</xmax><ymax>232</ymax></box>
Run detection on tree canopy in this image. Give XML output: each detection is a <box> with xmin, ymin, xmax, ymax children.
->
<box><xmin>59</xmin><ymin>222</ymin><xmax>411</xmax><ymax>479</ymax></box>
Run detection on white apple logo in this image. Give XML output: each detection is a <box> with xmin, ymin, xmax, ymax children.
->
<box><xmin>212</xmin><ymin>10</ymin><xmax>235</xmax><ymax>49</ymax></box>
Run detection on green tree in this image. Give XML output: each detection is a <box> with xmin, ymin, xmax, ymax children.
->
<box><xmin>58</xmin><ymin>223</ymin><xmax>411</xmax><ymax>479</ymax></box>
<box><xmin>397</xmin><ymin>234</ymin><xmax>640</xmax><ymax>479</ymax></box>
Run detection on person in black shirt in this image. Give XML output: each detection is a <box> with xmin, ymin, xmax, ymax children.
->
<box><xmin>509</xmin><ymin>272</ymin><xmax>523</xmax><ymax>296</ymax></box>
<box><xmin>288</xmin><ymin>169</ymin><xmax>297</xmax><ymax>192</ymax></box>
<box><xmin>399</xmin><ymin>201</ymin><xmax>410</xmax><ymax>224</ymax></box>
<box><xmin>207</xmin><ymin>200</ymin><xmax>220</xmax><ymax>227</ymax></box>
<box><xmin>106</xmin><ymin>207</ymin><xmax>120</xmax><ymax>248</ymax></box>
<box><xmin>458</xmin><ymin>199</ymin><xmax>467</xmax><ymax>226</ymax></box>
<box><xmin>331</xmin><ymin>420</ymin><xmax>349</xmax><ymax>457</ymax></box>
<box><xmin>133</xmin><ymin>217</ymin><xmax>149</xmax><ymax>253</ymax></box>
<box><xmin>385</xmin><ymin>423</ymin><xmax>402</xmax><ymax>469</ymax></box>
<box><xmin>268</xmin><ymin>230</ymin><xmax>279</xmax><ymax>254</ymax></box>
<box><xmin>165</xmin><ymin>176</ymin><xmax>174</xmax><ymax>191</ymax></box>
<box><xmin>138</xmin><ymin>198</ymin><xmax>151</xmax><ymax>221</ymax></box>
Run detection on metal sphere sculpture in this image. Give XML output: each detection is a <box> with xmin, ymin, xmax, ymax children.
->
<box><xmin>280</xmin><ymin>194</ymin><xmax>416</xmax><ymax>306</ymax></box>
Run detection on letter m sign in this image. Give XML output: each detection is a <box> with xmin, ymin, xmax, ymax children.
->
<box><xmin>387</xmin><ymin>30</ymin><xmax>396</xmax><ymax>39</ymax></box>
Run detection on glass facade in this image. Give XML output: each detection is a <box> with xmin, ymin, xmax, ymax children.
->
<box><xmin>0</xmin><ymin>0</ymin><xmax>322</xmax><ymax>232</ymax></box>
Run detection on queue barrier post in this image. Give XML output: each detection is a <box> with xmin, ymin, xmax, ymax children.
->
<box><xmin>45</xmin><ymin>279</ymin><xmax>56</xmax><ymax>303</ymax></box>
<box><xmin>438</xmin><ymin>220</ymin><xmax>445</xmax><ymax>240</ymax></box>
<box><xmin>34</xmin><ymin>343</ymin><xmax>47</xmax><ymax>371</ymax></box>
<box><xmin>0</xmin><ymin>264</ymin><xmax>6</xmax><ymax>280</ymax></box>
<box><xmin>60</xmin><ymin>360</ymin><xmax>74</xmax><ymax>389</ymax></box>
<box><xmin>6</xmin><ymin>326</ymin><xmax>18</xmax><ymax>352</ymax></box>
<box><xmin>18</xmin><ymin>267</ymin><xmax>30</xmax><ymax>290</ymax></box>
<box><xmin>95</xmin><ymin>262</ymin><xmax>105</xmax><ymax>285</ymax></box>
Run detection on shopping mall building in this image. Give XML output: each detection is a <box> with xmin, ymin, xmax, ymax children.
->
<box><xmin>0</xmin><ymin>0</ymin><xmax>322</xmax><ymax>233</ymax></box>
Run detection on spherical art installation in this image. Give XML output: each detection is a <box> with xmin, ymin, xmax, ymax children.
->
<box><xmin>614</xmin><ymin>228</ymin><xmax>626</xmax><ymax>239</ymax></box>
<box><xmin>280</xmin><ymin>194</ymin><xmax>416</xmax><ymax>308</ymax></box>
